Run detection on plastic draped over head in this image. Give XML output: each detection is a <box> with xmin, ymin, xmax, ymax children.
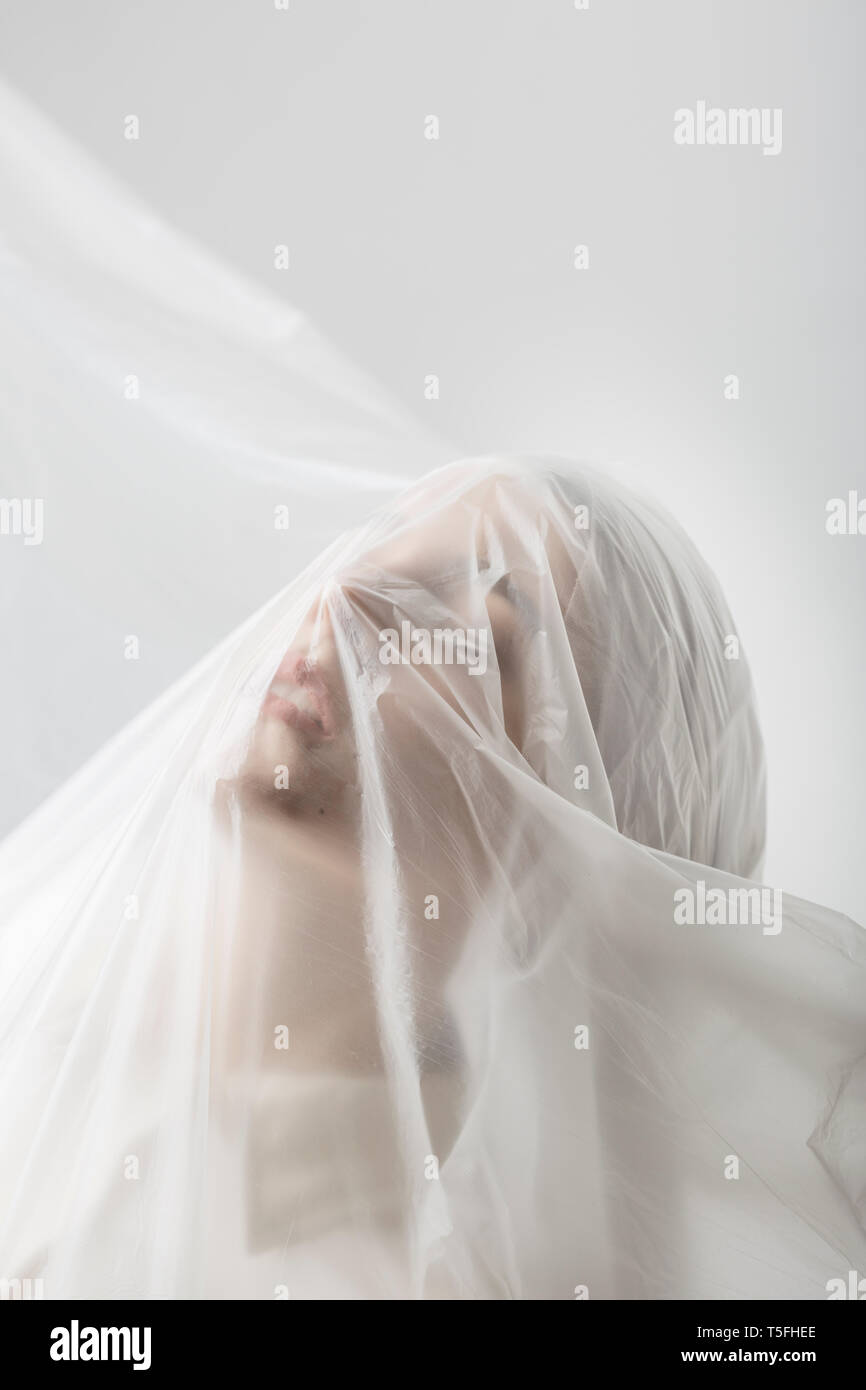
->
<box><xmin>0</xmin><ymin>455</ymin><xmax>863</xmax><ymax>1300</ymax></box>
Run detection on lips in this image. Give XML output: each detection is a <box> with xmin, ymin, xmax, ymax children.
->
<box><xmin>262</xmin><ymin>654</ymin><xmax>336</xmax><ymax>741</ymax></box>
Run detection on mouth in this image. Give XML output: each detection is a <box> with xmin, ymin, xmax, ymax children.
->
<box><xmin>262</xmin><ymin>655</ymin><xmax>336</xmax><ymax>742</ymax></box>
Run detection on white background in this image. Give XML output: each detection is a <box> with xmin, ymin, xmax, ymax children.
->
<box><xmin>1</xmin><ymin>0</ymin><xmax>863</xmax><ymax>920</ymax></box>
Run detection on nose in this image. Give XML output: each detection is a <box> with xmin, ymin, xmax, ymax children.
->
<box><xmin>270</xmin><ymin>592</ymin><xmax>336</xmax><ymax>674</ymax></box>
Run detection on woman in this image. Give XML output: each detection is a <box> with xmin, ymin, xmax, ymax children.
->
<box><xmin>0</xmin><ymin>455</ymin><xmax>863</xmax><ymax>1299</ymax></box>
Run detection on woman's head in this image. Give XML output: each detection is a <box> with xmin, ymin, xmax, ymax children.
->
<box><xmin>237</xmin><ymin>455</ymin><xmax>765</xmax><ymax>876</ymax></box>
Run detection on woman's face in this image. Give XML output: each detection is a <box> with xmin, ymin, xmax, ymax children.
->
<box><xmin>236</xmin><ymin>596</ymin><xmax>358</xmax><ymax>819</ymax></box>
<box><xmin>237</xmin><ymin>476</ymin><xmax>541</xmax><ymax>819</ymax></box>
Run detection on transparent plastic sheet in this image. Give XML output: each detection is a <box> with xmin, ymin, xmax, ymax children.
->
<box><xmin>0</xmin><ymin>455</ymin><xmax>863</xmax><ymax>1300</ymax></box>
<box><xmin>0</xmin><ymin>79</ymin><xmax>448</xmax><ymax>830</ymax></box>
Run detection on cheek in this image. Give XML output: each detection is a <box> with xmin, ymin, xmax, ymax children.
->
<box><xmin>485</xmin><ymin>597</ymin><xmax>527</xmax><ymax>747</ymax></box>
<box><xmin>500</xmin><ymin>670</ymin><xmax>526</xmax><ymax>750</ymax></box>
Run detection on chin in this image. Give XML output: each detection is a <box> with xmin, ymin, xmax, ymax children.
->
<box><xmin>235</xmin><ymin>712</ymin><xmax>356</xmax><ymax>816</ymax></box>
